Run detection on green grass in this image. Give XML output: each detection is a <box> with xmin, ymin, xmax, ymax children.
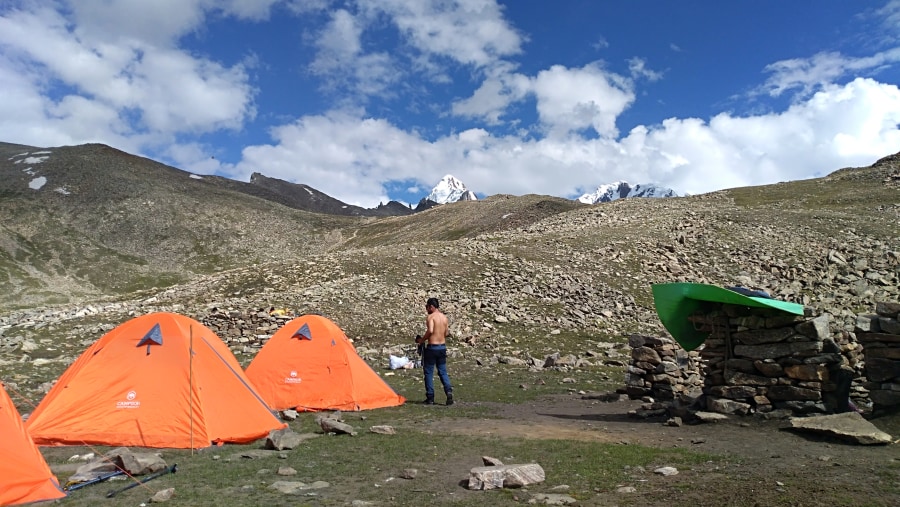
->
<box><xmin>45</xmin><ymin>418</ymin><xmax>716</xmax><ymax>507</ymax></box>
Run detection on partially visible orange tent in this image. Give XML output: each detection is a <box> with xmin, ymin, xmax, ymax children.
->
<box><xmin>26</xmin><ymin>312</ymin><xmax>285</xmax><ymax>448</ymax></box>
<box><xmin>0</xmin><ymin>381</ymin><xmax>66</xmax><ymax>506</ymax></box>
<box><xmin>246</xmin><ymin>314</ymin><xmax>406</xmax><ymax>412</ymax></box>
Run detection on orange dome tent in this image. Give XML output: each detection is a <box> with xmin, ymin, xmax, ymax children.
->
<box><xmin>26</xmin><ymin>312</ymin><xmax>285</xmax><ymax>448</ymax></box>
<box><xmin>245</xmin><ymin>314</ymin><xmax>406</xmax><ymax>412</ymax></box>
<box><xmin>0</xmin><ymin>381</ymin><xmax>66</xmax><ymax>506</ymax></box>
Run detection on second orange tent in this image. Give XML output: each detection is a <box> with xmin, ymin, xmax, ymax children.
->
<box><xmin>246</xmin><ymin>314</ymin><xmax>406</xmax><ymax>412</ymax></box>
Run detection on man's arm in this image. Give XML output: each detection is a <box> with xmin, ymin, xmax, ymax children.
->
<box><xmin>418</xmin><ymin>315</ymin><xmax>435</xmax><ymax>344</ymax></box>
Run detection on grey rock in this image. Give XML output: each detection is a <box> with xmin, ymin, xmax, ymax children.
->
<box><xmin>529</xmin><ymin>493</ymin><xmax>578</xmax><ymax>505</ymax></box>
<box><xmin>789</xmin><ymin>412</ymin><xmax>893</xmax><ymax>445</ymax></box>
<box><xmin>317</xmin><ymin>415</ymin><xmax>357</xmax><ymax>436</ymax></box>
<box><xmin>369</xmin><ymin>425</ymin><xmax>396</xmax><ymax>435</ymax></box>
<box><xmin>269</xmin><ymin>480</ymin><xmax>330</xmax><ymax>494</ymax></box>
<box><xmin>266</xmin><ymin>428</ymin><xmax>305</xmax><ymax>450</ymax></box>
<box><xmin>467</xmin><ymin>463</ymin><xmax>545</xmax><ymax>490</ymax></box>
<box><xmin>150</xmin><ymin>488</ymin><xmax>175</xmax><ymax>502</ymax></box>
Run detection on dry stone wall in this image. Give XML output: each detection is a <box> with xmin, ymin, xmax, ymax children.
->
<box><xmin>625</xmin><ymin>335</ymin><xmax>703</xmax><ymax>410</ymax></box>
<box><xmin>628</xmin><ymin>301</ymin><xmax>868</xmax><ymax>418</ymax></box>
<box><xmin>856</xmin><ymin>301</ymin><xmax>900</xmax><ymax>414</ymax></box>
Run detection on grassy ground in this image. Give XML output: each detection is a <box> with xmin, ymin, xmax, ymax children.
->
<box><xmin>34</xmin><ymin>360</ymin><xmax>900</xmax><ymax>507</ymax></box>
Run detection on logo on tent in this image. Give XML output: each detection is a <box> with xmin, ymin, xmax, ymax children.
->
<box><xmin>116</xmin><ymin>390</ymin><xmax>140</xmax><ymax>409</ymax></box>
<box><xmin>284</xmin><ymin>371</ymin><xmax>302</xmax><ymax>384</ymax></box>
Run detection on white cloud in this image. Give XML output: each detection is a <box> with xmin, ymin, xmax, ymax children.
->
<box><xmin>617</xmin><ymin>78</ymin><xmax>900</xmax><ymax>194</ymax></box>
<box><xmin>365</xmin><ymin>0</ymin><xmax>523</xmax><ymax>67</ymax></box>
<box><xmin>131</xmin><ymin>49</ymin><xmax>255</xmax><ymax>132</ymax></box>
<box><xmin>876</xmin><ymin>0</ymin><xmax>900</xmax><ymax>37</ymax></box>
<box><xmin>2</xmin><ymin>0</ymin><xmax>899</xmax><ymax>211</ymax></box>
<box><xmin>310</xmin><ymin>9</ymin><xmax>399</xmax><ymax>97</ymax></box>
<box><xmin>532</xmin><ymin>64</ymin><xmax>635</xmax><ymax>138</ymax></box>
<box><xmin>230</xmin><ymin>111</ymin><xmax>427</xmax><ymax>207</ymax></box>
<box><xmin>0</xmin><ymin>3</ymin><xmax>255</xmax><ymax>148</ymax></box>
<box><xmin>592</xmin><ymin>37</ymin><xmax>609</xmax><ymax>51</ymax></box>
<box><xmin>312</xmin><ymin>9</ymin><xmax>363</xmax><ymax>69</ymax></box>
<box><xmin>227</xmin><ymin>78</ymin><xmax>900</xmax><ymax>204</ymax></box>
<box><xmin>69</xmin><ymin>0</ymin><xmax>280</xmax><ymax>46</ymax></box>
<box><xmin>762</xmin><ymin>48</ymin><xmax>900</xmax><ymax>97</ymax></box>
<box><xmin>450</xmin><ymin>63</ymin><xmax>530</xmax><ymax>123</ymax></box>
<box><xmin>628</xmin><ymin>57</ymin><xmax>663</xmax><ymax>82</ymax></box>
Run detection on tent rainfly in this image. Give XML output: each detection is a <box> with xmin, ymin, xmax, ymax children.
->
<box><xmin>0</xmin><ymin>381</ymin><xmax>66</xmax><ymax>506</ymax></box>
<box><xmin>651</xmin><ymin>282</ymin><xmax>806</xmax><ymax>351</ymax></box>
<box><xmin>246</xmin><ymin>314</ymin><xmax>406</xmax><ymax>412</ymax></box>
<box><xmin>26</xmin><ymin>312</ymin><xmax>286</xmax><ymax>448</ymax></box>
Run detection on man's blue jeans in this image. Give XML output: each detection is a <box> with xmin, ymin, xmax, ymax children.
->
<box><xmin>423</xmin><ymin>344</ymin><xmax>452</xmax><ymax>398</ymax></box>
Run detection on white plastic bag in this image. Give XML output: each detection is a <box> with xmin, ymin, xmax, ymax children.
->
<box><xmin>389</xmin><ymin>355</ymin><xmax>410</xmax><ymax>369</ymax></box>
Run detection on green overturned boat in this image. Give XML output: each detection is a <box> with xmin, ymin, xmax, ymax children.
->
<box><xmin>651</xmin><ymin>282</ymin><xmax>805</xmax><ymax>351</ymax></box>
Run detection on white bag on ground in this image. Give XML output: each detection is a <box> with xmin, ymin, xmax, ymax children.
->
<box><xmin>389</xmin><ymin>355</ymin><xmax>410</xmax><ymax>369</ymax></box>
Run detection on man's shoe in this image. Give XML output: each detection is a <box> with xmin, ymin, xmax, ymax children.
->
<box><xmin>446</xmin><ymin>393</ymin><xmax>454</xmax><ymax>406</ymax></box>
<box><xmin>422</xmin><ymin>398</ymin><xmax>435</xmax><ymax>405</ymax></box>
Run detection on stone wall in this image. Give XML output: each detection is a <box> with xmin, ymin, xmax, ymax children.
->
<box><xmin>856</xmin><ymin>301</ymin><xmax>900</xmax><ymax>414</ymax></box>
<box><xmin>628</xmin><ymin>302</ymin><xmax>866</xmax><ymax>418</ymax></box>
<box><xmin>200</xmin><ymin>307</ymin><xmax>291</xmax><ymax>356</ymax></box>
<box><xmin>625</xmin><ymin>334</ymin><xmax>704</xmax><ymax>416</ymax></box>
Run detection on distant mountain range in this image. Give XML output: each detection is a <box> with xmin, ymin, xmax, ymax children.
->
<box><xmin>1</xmin><ymin>140</ymin><xmax>678</xmax><ymax>221</ymax></box>
<box><xmin>577</xmin><ymin>181</ymin><xmax>680</xmax><ymax>204</ymax></box>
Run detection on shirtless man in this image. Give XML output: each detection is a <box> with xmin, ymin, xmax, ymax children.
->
<box><xmin>415</xmin><ymin>297</ymin><xmax>453</xmax><ymax>405</ymax></box>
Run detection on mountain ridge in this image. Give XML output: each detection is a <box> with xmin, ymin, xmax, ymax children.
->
<box><xmin>1</xmin><ymin>140</ymin><xmax>897</xmax><ymax>321</ymax></box>
<box><xmin>578</xmin><ymin>181</ymin><xmax>680</xmax><ymax>204</ymax></box>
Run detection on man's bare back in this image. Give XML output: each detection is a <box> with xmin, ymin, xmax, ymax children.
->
<box><xmin>424</xmin><ymin>309</ymin><xmax>448</xmax><ymax>345</ymax></box>
<box><xmin>417</xmin><ymin>298</ymin><xmax>448</xmax><ymax>345</ymax></box>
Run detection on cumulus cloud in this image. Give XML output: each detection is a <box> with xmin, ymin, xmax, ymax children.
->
<box><xmin>2</xmin><ymin>0</ymin><xmax>899</xmax><ymax>210</ymax></box>
<box><xmin>365</xmin><ymin>0</ymin><xmax>524</xmax><ymax>68</ymax></box>
<box><xmin>0</xmin><ymin>2</ymin><xmax>256</xmax><ymax>150</ymax></box>
<box><xmin>220</xmin><ymin>78</ymin><xmax>900</xmax><ymax>206</ymax></box>
<box><xmin>532</xmin><ymin>64</ymin><xmax>635</xmax><ymax>138</ymax></box>
<box><xmin>450</xmin><ymin>63</ymin><xmax>530</xmax><ymax>124</ymax></box>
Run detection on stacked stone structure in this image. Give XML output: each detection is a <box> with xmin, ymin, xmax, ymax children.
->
<box><xmin>856</xmin><ymin>302</ymin><xmax>900</xmax><ymax>414</ymax></box>
<box><xmin>628</xmin><ymin>301</ymin><xmax>867</xmax><ymax>418</ymax></box>
<box><xmin>625</xmin><ymin>334</ymin><xmax>704</xmax><ymax>405</ymax></box>
<box><xmin>200</xmin><ymin>307</ymin><xmax>293</xmax><ymax>354</ymax></box>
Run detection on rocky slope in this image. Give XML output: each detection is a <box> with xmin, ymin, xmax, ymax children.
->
<box><xmin>0</xmin><ymin>147</ymin><xmax>898</xmax><ymax>404</ymax></box>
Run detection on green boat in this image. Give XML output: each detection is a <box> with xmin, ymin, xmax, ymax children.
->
<box><xmin>651</xmin><ymin>282</ymin><xmax>805</xmax><ymax>351</ymax></box>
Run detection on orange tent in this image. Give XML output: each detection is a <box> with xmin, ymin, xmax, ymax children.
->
<box><xmin>26</xmin><ymin>312</ymin><xmax>285</xmax><ymax>448</ymax></box>
<box><xmin>0</xmin><ymin>381</ymin><xmax>66</xmax><ymax>506</ymax></box>
<box><xmin>245</xmin><ymin>314</ymin><xmax>406</xmax><ymax>412</ymax></box>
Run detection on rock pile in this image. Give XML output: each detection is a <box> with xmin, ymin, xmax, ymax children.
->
<box><xmin>856</xmin><ymin>301</ymin><xmax>900</xmax><ymax>414</ymax></box>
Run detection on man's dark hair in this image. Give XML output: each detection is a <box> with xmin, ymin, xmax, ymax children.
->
<box><xmin>426</xmin><ymin>297</ymin><xmax>440</xmax><ymax>308</ymax></box>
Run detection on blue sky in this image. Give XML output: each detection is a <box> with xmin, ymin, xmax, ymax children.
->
<box><xmin>2</xmin><ymin>1</ymin><xmax>900</xmax><ymax>208</ymax></box>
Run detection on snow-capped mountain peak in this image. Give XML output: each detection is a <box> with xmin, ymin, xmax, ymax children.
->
<box><xmin>425</xmin><ymin>174</ymin><xmax>477</xmax><ymax>204</ymax></box>
<box><xmin>578</xmin><ymin>181</ymin><xmax>679</xmax><ymax>204</ymax></box>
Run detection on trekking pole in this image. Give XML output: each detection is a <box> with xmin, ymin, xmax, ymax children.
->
<box><xmin>65</xmin><ymin>469</ymin><xmax>125</xmax><ymax>492</ymax></box>
<box><xmin>105</xmin><ymin>464</ymin><xmax>177</xmax><ymax>498</ymax></box>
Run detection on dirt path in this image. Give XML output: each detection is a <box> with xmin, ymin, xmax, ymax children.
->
<box><xmin>426</xmin><ymin>395</ymin><xmax>900</xmax><ymax>506</ymax></box>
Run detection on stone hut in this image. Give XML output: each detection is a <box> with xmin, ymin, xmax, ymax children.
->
<box><xmin>627</xmin><ymin>301</ymin><xmax>865</xmax><ymax>418</ymax></box>
<box><xmin>856</xmin><ymin>301</ymin><xmax>900</xmax><ymax>415</ymax></box>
